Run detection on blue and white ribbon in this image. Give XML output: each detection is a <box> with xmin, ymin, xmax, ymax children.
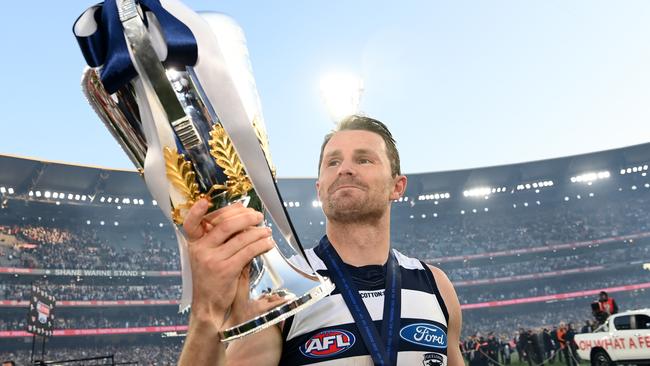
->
<box><xmin>73</xmin><ymin>0</ymin><xmax>197</xmax><ymax>93</ymax></box>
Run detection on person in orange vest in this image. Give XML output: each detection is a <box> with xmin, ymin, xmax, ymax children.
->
<box><xmin>598</xmin><ymin>291</ymin><xmax>618</xmax><ymax>316</ymax></box>
<box><xmin>593</xmin><ymin>291</ymin><xmax>619</xmax><ymax>324</ymax></box>
<box><xmin>556</xmin><ymin>322</ymin><xmax>576</xmax><ymax>366</ymax></box>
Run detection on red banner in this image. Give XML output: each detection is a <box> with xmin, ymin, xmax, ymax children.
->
<box><xmin>461</xmin><ymin>282</ymin><xmax>650</xmax><ymax>310</ymax></box>
<box><xmin>0</xmin><ymin>299</ymin><xmax>180</xmax><ymax>307</ymax></box>
<box><xmin>0</xmin><ymin>325</ymin><xmax>188</xmax><ymax>338</ymax></box>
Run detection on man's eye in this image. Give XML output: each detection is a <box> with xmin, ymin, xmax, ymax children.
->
<box><xmin>358</xmin><ymin>158</ymin><xmax>371</xmax><ymax>164</ymax></box>
<box><xmin>327</xmin><ymin>160</ymin><xmax>340</xmax><ymax>167</ymax></box>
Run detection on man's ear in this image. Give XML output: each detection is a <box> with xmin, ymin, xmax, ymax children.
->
<box><xmin>315</xmin><ymin>180</ymin><xmax>321</xmax><ymax>201</ymax></box>
<box><xmin>389</xmin><ymin>175</ymin><xmax>407</xmax><ymax>201</ymax></box>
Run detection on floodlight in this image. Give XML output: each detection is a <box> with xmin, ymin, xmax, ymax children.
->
<box><xmin>319</xmin><ymin>72</ymin><xmax>364</xmax><ymax>123</ymax></box>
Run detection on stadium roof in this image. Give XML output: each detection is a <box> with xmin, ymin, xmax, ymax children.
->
<box><xmin>0</xmin><ymin>154</ymin><xmax>150</xmax><ymax>199</ymax></box>
<box><xmin>1</xmin><ymin>142</ymin><xmax>649</xmax><ymax>200</ymax></box>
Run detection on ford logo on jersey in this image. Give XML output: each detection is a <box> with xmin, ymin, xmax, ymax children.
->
<box><xmin>300</xmin><ymin>329</ymin><xmax>356</xmax><ymax>358</ymax></box>
<box><xmin>400</xmin><ymin>323</ymin><xmax>447</xmax><ymax>348</ymax></box>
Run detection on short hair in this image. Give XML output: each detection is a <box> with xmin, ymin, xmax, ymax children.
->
<box><xmin>318</xmin><ymin>115</ymin><xmax>401</xmax><ymax>177</ymax></box>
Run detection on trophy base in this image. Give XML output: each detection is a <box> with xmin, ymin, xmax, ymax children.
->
<box><xmin>220</xmin><ymin>278</ymin><xmax>334</xmax><ymax>342</ymax></box>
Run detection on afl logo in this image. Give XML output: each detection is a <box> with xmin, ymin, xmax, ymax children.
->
<box><xmin>400</xmin><ymin>323</ymin><xmax>447</xmax><ymax>348</ymax></box>
<box><xmin>299</xmin><ymin>329</ymin><xmax>356</xmax><ymax>358</ymax></box>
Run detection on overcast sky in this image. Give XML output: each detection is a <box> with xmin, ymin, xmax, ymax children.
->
<box><xmin>1</xmin><ymin>0</ymin><xmax>649</xmax><ymax>177</ymax></box>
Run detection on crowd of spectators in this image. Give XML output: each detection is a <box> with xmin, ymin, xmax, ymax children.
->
<box><xmin>456</xmin><ymin>271</ymin><xmax>650</xmax><ymax>304</ymax></box>
<box><xmin>0</xmin><ymin>311</ymin><xmax>188</xmax><ymax>331</ymax></box>
<box><xmin>0</xmin><ymin>343</ymin><xmax>183</xmax><ymax>365</ymax></box>
<box><xmin>0</xmin><ymin>283</ymin><xmax>182</xmax><ymax>302</ymax></box>
<box><xmin>444</xmin><ymin>242</ymin><xmax>650</xmax><ymax>282</ymax></box>
<box><xmin>0</xmin><ymin>190</ymin><xmax>647</xmax><ymax>278</ymax></box>
<box><xmin>17</xmin><ymin>225</ymin><xmax>75</xmax><ymax>246</ymax></box>
<box><xmin>2</xmin><ymin>226</ymin><xmax>180</xmax><ymax>271</ymax></box>
<box><xmin>394</xmin><ymin>195</ymin><xmax>650</xmax><ymax>259</ymax></box>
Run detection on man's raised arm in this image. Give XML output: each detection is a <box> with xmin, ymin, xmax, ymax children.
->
<box><xmin>178</xmin><ymin>200</ymin><xmax>281</xmax><ymax>365</ymax></box>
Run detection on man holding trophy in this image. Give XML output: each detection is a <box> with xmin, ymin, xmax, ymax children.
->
<box><xmin>72</xmin><ymin>0</ymin><xmax>462</xmax><ymax>364</ymax></box>
<box><xmin>179</xmin><ymin>116</ymin><xmax>464</xmax><ymax>365</ymax></box>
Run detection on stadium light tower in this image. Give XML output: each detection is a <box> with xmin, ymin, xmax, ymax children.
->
<box><xmin>319</xmin><ymin>72</ymin><xmax>364</xmax><ymax>123</ymax></box>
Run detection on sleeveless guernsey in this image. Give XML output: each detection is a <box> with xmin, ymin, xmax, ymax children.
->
<box><xmin>280</xmin><ymin>244</ymin><xmax>450</xmax><ymax>365</ymax></box>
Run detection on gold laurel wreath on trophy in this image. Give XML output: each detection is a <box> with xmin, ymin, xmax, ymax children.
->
<box><xmin>164</xmin><ymin>147</ymin><xmax>216</xmax><ymax>224</ymax></box>
<box><xmin>208</xmin><ymin>124</ymin><xmax>253</xmax><ymax>198</ymax></box>
<box><xmin>164</xmin><ymin>119</ymin><xmax>275</xmax><ymax>225</ymax></box>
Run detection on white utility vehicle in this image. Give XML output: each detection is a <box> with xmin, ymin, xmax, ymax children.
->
<box><xmin>575</xmin><ymin>309</ymin><xmax>650</xmax><ymax>365</ymax></box>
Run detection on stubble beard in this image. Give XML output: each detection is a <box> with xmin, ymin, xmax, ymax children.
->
<box><xmin>323</xmin><ymin>188</ymin><xmax>389</xmax><ymax>225</ymax></box>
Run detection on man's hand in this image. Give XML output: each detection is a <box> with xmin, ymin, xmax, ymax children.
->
<box><xmin>179</xmin><ymin>199</ymin><xmax>276</xmax><ymax>366</ymax></box>
<box><xmin>183</xmin><ymin>199</ymin><xmax>275</xmax><ymax>329</ymax></box>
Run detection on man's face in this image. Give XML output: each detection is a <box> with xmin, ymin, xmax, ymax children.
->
<box><xmin>316</xmin><ymin>130</ymin><xmax>405</xmax><ymax>223</ymax></box>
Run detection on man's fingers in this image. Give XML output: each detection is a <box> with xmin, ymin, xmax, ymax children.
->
<box><xmin>203</xmin><ymin>210</ymin><xmax>265</xmax><ymax>247</ymax></box>
<box><xmin>202</xmin><ymin>202</ymin><xmax>244</xmax><ymax>224</ymax></box>
<box><xmin>183</xmin><ymin>199</ymin><xmax>210</xmax><ymax>241</ymax></box>
<box><xmin>229</xmin><ymin>237</ymin><xmax>275</xmax><ymax>270</ymax></box>
<box><xmin>218</xmin><ymin>227</ymin><xmax>272</xmax><ymax>260</ymax></box>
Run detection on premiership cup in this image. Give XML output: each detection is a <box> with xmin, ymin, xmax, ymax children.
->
<box><xmin>73</xmin><ymin>0</ymin><xmax>334</xmax><ymax>341</ymax></box>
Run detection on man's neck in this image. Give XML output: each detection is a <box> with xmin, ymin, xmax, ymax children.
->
<box><xmin>325</xmin><ymin>213</ymin><xmax>391</xmax><ymax>267</ymax></box>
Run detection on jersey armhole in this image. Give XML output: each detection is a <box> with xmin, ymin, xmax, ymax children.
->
<box><xmin>419</xmin><ymin>260</ymin><xmax>450</xmax><ymax>324</ymax></box>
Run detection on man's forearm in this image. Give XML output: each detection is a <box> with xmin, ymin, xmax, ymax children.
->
<box><xmin>178</xmin><ymin>315</ymin><xmax>225</xmax><ymax>366</ymax></box>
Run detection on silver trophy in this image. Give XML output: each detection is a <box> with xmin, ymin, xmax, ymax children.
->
<box><xmin>73</xmin><ymin>0</ymin><xmax>333</xmax><ymax>341</ymax></box>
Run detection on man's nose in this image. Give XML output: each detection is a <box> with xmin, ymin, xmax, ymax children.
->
<box><xmin>337</xmin><ymin>160</ymin><xmax>356</xmax><ymax>176</ymax></box>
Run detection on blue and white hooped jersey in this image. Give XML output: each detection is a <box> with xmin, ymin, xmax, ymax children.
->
<box><xmin>280</xmin><ymin>246</ymin><xmax>450</xmax><ymax>365</ymax></box>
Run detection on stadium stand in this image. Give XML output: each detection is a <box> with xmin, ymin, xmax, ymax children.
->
<box><xmin>1</xmin><ymin>142</ymin><xmax>649</xmax><ymax>363</ymax></box>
